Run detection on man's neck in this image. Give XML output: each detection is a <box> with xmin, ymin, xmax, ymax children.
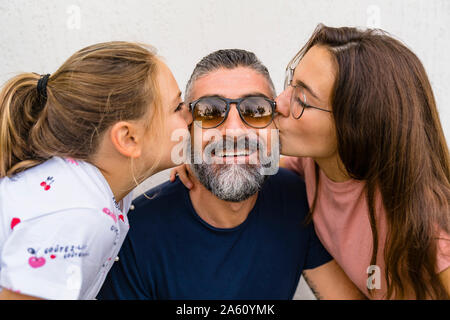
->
<box><xmin>187</xmin><ymin>170</ymin><xmax>258</xmax><ymax>229</ymax></box>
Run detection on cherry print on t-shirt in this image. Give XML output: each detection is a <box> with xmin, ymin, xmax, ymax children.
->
<box><xmin>103</xmin><ymin>208</ymin><xmax>117</xmax><ymax>223</ymax></box>
<box><xmin>40</xmin><ymin>176</ymin><xmax>55</xmax><ymax>191</ymax></box>
<box><xmin>65</xmin><ymin>158</ymin><xmax>79</xmax><ymax>165</ymax></box>
<box><xmin>10</xmin><ymin>217</ymin><xmax>21</xmax><ymax>230</ymax></box>
<box><xmin>26</xmin><ymin>245</ymin><xmax>89</xmax><ymax>267</ymax></box>
<box><xmin>112</xmin><ymin>196</ymin><xmax>127</xmax><ymax>225</ymax></box>
<box><xmin>27</xmin><ymin>248</ymin><xmax>46</xmax><ymax>268</ymax></box>
<box><xmin>4</xmin><ymin>287</ymin><xmax>21</xmax><ymax>294</ymax></box>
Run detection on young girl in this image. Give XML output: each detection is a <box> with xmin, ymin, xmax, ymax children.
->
<box><xmin>171</xmin><ymin>25</ymin><xmax>450</xmax><ymax>299</ymax></box>
<box><xmin>0</xmin><ymin>41</ymin><xmax>192</xmax><ymax>299</ymax></box>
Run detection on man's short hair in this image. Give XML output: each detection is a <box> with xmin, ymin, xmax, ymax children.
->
<box><xmin>185</xmin><ymin>49</ymin><xmax>276</xmax><ymax>102</ymax></box>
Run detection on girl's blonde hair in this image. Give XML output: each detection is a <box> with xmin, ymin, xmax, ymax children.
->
<box><xmin>0</xmin><ymin>41</ymin><xmax>164</xmax><ymax>178</ymax></box>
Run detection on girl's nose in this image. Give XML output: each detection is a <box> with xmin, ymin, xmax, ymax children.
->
<box><xmin>275</xmin><ymin>88</ymin><xmax>291</xmax><ymax>118</ymax></box>
<box><xmin>183</xmin><ymin>103</ymin><xmax>193</xmax><ymax>126</ymax></box>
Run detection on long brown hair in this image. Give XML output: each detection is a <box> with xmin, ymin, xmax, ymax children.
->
<box><xmin>0</xmin><ymin>41</ymin><xmax>163</xmax><ymax>178</ymax></box>
<box><xmin>289</xmin><ymin>24</ymin><xmax>450</xmax><ymax>299</ymax></box>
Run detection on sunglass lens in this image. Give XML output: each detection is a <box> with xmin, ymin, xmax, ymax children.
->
<box><xmin>193</xmin><ymin>98</ymin><xmax>227</xmax><ymax>128</ymax></box>
<box><xmin>239</xmin><ymin>97</ymin><xmax>273</xmax><ymax>128</ymax></box>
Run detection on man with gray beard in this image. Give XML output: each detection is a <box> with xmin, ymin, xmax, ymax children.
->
<box><xmin>98</xmin><ymin>49</ymin><xmax>365</xmax><ymax>300</ymax></box>
<box><xmin>189</xmin><ymin>133</ymin><xmax>272</xmax><ymax>203</ymax></box>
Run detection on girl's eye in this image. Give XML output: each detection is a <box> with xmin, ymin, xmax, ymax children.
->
<box><xmin>175</xmin><ymin>102</ymin><xmax>184</xmax><ymax>112</ymax></box>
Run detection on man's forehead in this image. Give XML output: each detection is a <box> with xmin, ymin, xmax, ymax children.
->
<box><xmin>190</xmin><ymin>67</ymin><xmax>274</xmax><ymax>100</ymax></box>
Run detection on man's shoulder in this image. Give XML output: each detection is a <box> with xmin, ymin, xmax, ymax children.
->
<box><xmin>129</xmin><ymin>179</ymin><xmax>187</xmax><ymax>223</ymax></box>
<box><xmin>265</xmin><ymin>167</ymin><xmax>306</xmax><ymax>194</ymax></box>
<box><xmin>260</xmin><ymin>168</ymin><xmax>309</xmax><ymax>220</ymax></box>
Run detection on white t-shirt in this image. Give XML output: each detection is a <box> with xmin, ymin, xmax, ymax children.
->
<box><xmin>0</xmin><ymin>157</ymin><xmax>132</xmax><ymax>299</ymax></box>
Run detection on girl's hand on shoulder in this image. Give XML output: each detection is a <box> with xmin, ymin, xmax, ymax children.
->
<box><xmin>279</xmin><ymin>157</ymin><xmax>287</xmax><ymax>168</ymax></box>
<box><xmin>169</xmin><ymin>164</ymin><xmax>193</xmax><ymax>189</ymax></box>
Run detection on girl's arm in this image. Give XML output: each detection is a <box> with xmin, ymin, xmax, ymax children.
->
<box><xmin>0</xmin><ymin>208</ymin><xmax>118</xmax><ymax>300</ymax></box>
<box><xmin>0</xmin><ymin>288</ymin><xmax>41</xmax><ymax>300</ymax></box>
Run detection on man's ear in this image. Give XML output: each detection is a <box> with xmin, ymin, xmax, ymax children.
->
<box><xmin>109</xmin><ymin>121</ymin><xmax>143</xmax><ymax>158</ymax></box>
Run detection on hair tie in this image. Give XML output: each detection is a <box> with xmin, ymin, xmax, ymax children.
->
<box><xmin>37</xmin><ymin>74</ymin><xmax>50</xmax><ymax>100</ymax></box>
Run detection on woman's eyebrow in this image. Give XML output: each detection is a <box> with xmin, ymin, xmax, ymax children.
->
<box><xmin>294</xmin><ymin>79</ymin><xmax>322</xmax><ymax>101</ymax></box>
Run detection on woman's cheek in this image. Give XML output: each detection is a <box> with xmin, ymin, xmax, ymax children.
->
<box><xmin>292</xmin><ymin>115</ymin><xmax>333</xmax><ymax>157</ymax></box>
<box><xmin>278</xmin><ymin>118</ymin><xmax>304</xmax><ymax>156</ymax></box>
<box><xmin>310</xmin><ymin>120</ymin><xmax>338</xmax><ymax>158</ymax></box>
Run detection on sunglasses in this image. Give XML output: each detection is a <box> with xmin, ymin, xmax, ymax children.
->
<box><xmin>189</xmin><ymin>95</ymin><xmax>276</xmax><ymax>129</ymax></box>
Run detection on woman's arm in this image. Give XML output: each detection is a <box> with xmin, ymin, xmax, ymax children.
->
<box><xmin>302</xmin><ymin>260</ymin><xmax>367</xmax><ymax>300</ymax></box>
<box><xmin>439</xmin><ymin>267</ymin><xmax>450</xmax><ymax>296</ymax></box>
<box><xmin>170</xmin><ymin>164</ymin><xmax>193</xmax><ymax>189</ymax></box>
<box><xmin>279</xmin><ymin>157</ymin><xmax>288</xmax><ymax>168</ymax></box>
<box><xmin>280</xmin><ymin>156</ymin><xmax>305</xmax><ymax>176</ymax></box>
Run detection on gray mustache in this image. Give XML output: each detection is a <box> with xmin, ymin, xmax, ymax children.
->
<box><xmin>187</xmin><ymin>130</ymin><xmax>280</xmax><ymax>176</ymax></box>
<box><xmin>206</xmin><ymin>136</ymin><xmax>264</xmax><ymax>154</ymax></box>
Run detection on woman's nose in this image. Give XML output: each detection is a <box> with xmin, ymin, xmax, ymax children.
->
<box><xmin>275</xmin><ymin>88</ymin><xmax>291</xmax><ymax>117</ymax></box>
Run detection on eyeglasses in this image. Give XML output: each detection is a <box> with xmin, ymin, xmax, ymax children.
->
<box><xmin>284</xmin><ymin>62</ymin><xmax>332</xmax><ymax>120</ymax></box>
<box><xmin>287</xmin><ymin>81</ymin><xmax>332</xmax><ymax>119</ymax></box>
<box><xmin>189</xmin><ymin>95</ymin><xmax>276</xmax><ymax>129</ymax></box>
<box><xmin>285</xmin><ymin>78</ymin><xmax>333</xmax><ymax>120</ymax></box>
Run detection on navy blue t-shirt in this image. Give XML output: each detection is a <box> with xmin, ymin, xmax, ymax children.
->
<box><xmin>97</xmin><ymin>168</ymin><xmax>332</xmax><ymax>300</ymax></box>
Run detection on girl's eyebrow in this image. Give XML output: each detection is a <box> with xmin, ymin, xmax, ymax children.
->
<box><xmin>172</xmin><ymin>91</ymin><xmax>182</xmax><ymax>104</ymax></box>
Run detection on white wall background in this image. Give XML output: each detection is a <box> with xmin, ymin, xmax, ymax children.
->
<box><xmin>1</xmin><ymin>0</ymin><xmax>448</xmax><ymax>299</ymax></box>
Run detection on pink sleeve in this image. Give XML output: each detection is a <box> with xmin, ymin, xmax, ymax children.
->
<box><xmin>437</xmin><ymin>230</ymin><xmax>450</xmax><ymax>273</ymax></box>
<box><xmin>281</xmin><ymin>156</ymin><xmax>305</xmax><ymax>177</ymax></box>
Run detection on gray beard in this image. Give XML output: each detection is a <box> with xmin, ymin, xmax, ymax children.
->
<box><xmin>190</xmin><ymin>162</ymin><xmax>268</xmax><ymax>202</ymax></box>
<box><xmin>188</xmin><ymin>132</ymin><xmax>280</xmax><ymax>202</ymax></box>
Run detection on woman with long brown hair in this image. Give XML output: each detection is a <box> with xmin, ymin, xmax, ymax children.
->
<box><xmin>277</xmin><ymin>24</ymin><xmax>450</xmax><ymax>299</ymax></box>
<box><xmin>0</xmin><ymin>41</ymin><xmax>192</xmax><ymax>299</ymax></box>
<box><xmin>172</xmin><ymin>24</ymin><xmax>450</xmax><ymax>299</ymax></box>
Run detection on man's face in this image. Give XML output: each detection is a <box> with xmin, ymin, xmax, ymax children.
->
<box><xmin>188</xmin><ymin>66</ymin><xmax>279</xmax><ymax>202</ymax></box>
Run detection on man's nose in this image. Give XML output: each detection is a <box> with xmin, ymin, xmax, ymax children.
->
<box><xmin>275</xmin><ymin>88</ymin><xmax>291</xmax><ymax>117</ymax></box>
<box><xmin>221</xmin><ymin>103</ymin><xmax>247</xmax><ymax>132</ymax></box>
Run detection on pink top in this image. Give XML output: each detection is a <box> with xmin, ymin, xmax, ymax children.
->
<box><xmin>283</xmin><ymin>156</ymin><xmax>450</xmax><ymax>299</ymax></box>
